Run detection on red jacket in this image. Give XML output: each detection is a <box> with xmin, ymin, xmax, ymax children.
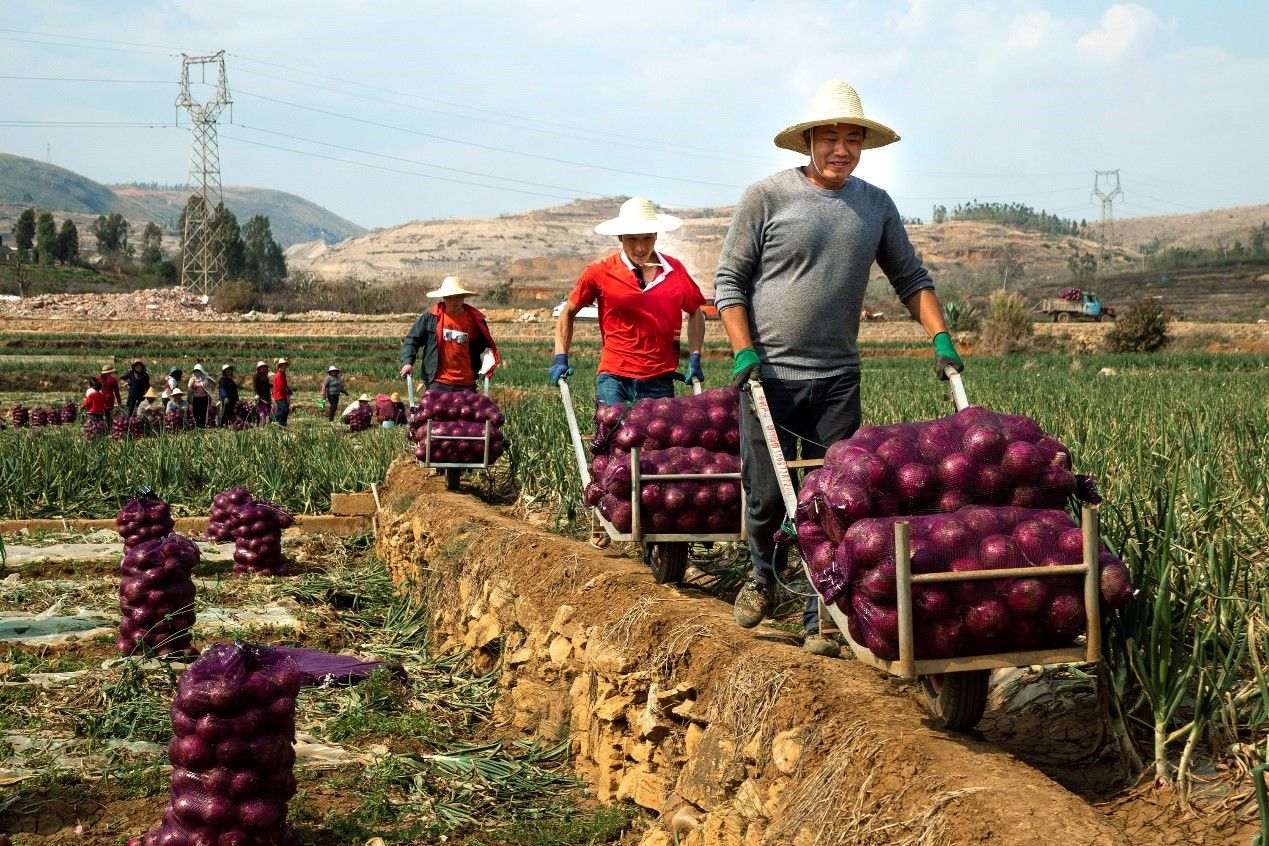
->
<box><xmin>82</xmin><ymin>388</ymin><xmax>107</xmax><ymax>415</ymax></box>
<box><xmin>101</xmin><ymin>373</ymin><xmax>121</xmax><ymax>408</ymax></box>
<box><xmin>272</xmin><ymin>370</ymin><xmax>290</xmax><ymax>401</ymax></box>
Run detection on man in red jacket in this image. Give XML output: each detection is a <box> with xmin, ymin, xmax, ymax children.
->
<box><xmin>99</xmin><ymin>365</ymin><xmax>122</xmax><ymax>424</ymax></box>
<box><xmin>551</xmin><ymin>197</ymin><xmax>706</xmax><ymax>403</ymax></box>
<box><xmin>271</xmin><ymin>358</ymin><xmax>292</xmax><ymax>427</ymax></box>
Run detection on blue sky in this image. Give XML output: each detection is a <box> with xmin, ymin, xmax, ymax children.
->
<box><xmin>1</xmin><ymin>0</ymin><xmax>1265</xmax><ymax>229</ymax></box>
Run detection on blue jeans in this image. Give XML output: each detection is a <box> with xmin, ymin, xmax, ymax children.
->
<box><xmin>272</xmin><ymin>398</ymin><xmax>289</xmax><ymax>427</ymax></box>
<box><xmin>740</xmin><ymin>371</ymin><xmax>861</xmax><ymax>633</ymax></box>
<box><xmin>595</xmin><ymin>373</ymin><xmax>675</xmax><ymax>406</ymax></box>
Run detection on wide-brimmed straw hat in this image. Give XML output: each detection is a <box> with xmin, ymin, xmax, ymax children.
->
<box><xmin>774</xmin><ymin>79</ymin><xmax>900</xmax><ymax>154</ymax></box>
<box><xmin>328</xmin><ymin>365</ymin><xmax>339</xmax><ymax>373</ymax></box>
<box><xmin>390</xmin><ymin>392</ymin><xmax>401</xmax><ymax>403</ymax></box>
<box><xmin>426</xmin><ymin>276</ymin><xmax>476</xmax><ymax>298</ymax></box>
<box><xmin>192</xmin><ymin>363</ymin><xmax>206</xmax><ymax>374</ymax></box>
<box><xmin>256</xmin><ymin>360</ymin><xmax>268</xmax><ymax>369</ymax></box>
<box><xmin>143</xmin><ymin>388</ymin><xmax>159</xmax><ymax>399</ymax></box>
<box><xmin>170</xmin><ymin>388</ymin><xmax>185</xmax><ymax>397</ymax></box>
<box><xmin>221</xmin><ymin>364</ymin><xmax>233</xmax><ymax>373</ymax></box>
<box><xmin>357</xmin><ymin>393</ymin><xmax>372</xmax><ymax>402</ymax></box>
<box><xmin>100</xmin><ymin>365</ymin><xmax>115</xmax><ymax>374</ymax></box>
<box><xmin>276</xmin><ymin>357</ymin><xmax>290</xmax><ymax>366</ymax></box>
<box><xmin>594</xmin><ymin>197</ymin><xmax>681</xmax><ymax>236</ymax></box>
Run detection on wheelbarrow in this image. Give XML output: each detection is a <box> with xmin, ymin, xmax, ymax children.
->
<box><xmin>411</xmin><ymin>374</ymin><xmax>499</xmax><ymax>491</ymax></box>
<box><xmin>745</xmin><ymin>368</ymin><xmax>1103</xmax><ymax>730</ymax></box>
<box><xmin>558</xmin><ymin>374</ymin><xmax>745</xmax><ymax>584</ymax></box>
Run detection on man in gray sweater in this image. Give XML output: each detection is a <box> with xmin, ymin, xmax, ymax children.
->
<box><xmin>714</xmin><ymin>79</ymin><xmax>963</xmax><ymax>656</ymax></box>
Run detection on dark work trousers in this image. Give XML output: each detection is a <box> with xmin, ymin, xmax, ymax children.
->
<box><xmin>739</xmin><ymin>370</ymin><xmax>861</xmax><ymax>633</ymax></box>
<box><xmin>325</xmin><ymin>393</ymin><xmax>341</xmax><ymax>422</ymax></box>
<box><xmin>191</xmin><ymin>396</ymin><xmax>210</xmax><ymax>428</ymax></box>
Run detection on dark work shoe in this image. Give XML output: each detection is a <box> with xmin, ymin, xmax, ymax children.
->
<box><xmin>734</xmin><ymin>579</ymin><xmax>770</xmax><ymax>629</ymax></box>
<box><xmin>802</xmin><ymin>634</ymin><xmax>842</xmax><ymax>658</ymax></box>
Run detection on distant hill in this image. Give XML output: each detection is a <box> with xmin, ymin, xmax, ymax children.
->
<box><xmin>286</xmin><ymin>196</ymin><xmax>1267</xmax><ymax>320</ymax></box>
<box><xmin>0</xmin><ymin>153</ymin><xmax>363</xmax><ymax>248</ymax></box>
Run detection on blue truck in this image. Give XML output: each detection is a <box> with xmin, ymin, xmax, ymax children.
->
<box><xmin>1038</xmin><ymin>290</ymin><xmax>1117</xmax><ymax>322</ymax></box>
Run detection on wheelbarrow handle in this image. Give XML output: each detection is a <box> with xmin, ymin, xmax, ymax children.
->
<box><xmin>406</xmin><ymin>374</ymin><xmax>416</xmax><ymax>409</ymax></box>
<box><xmin>945</xmin><ymin>368</ymin><xmax>969</xmax><ymax>411</ymax></box>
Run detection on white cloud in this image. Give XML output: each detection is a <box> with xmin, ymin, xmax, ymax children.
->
<box><xmin>1077</xmin><ymin>4</ymin><xmax>1165</xmax><ymax>61</ymax></box>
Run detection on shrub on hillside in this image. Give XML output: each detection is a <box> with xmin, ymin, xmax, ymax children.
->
<box><xmin>211</xmin><ymin>280</ymin><xmax>262</xmax><ymax>313</ymax></box>
<box><xmin>1106</xmin><ymin>297</ymin><xmax>1171</xmax><ymax>353</ymax></box>
<box><xmin>979</xmin><ymin>290</ymin><xmax>1034</xmax><ymax>354</ymax></box>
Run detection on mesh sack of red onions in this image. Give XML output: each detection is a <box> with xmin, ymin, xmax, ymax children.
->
<box><xmin>118</xmin><ymin>533</ymin><xmax>199</xmax><ymax>658</ymax></box>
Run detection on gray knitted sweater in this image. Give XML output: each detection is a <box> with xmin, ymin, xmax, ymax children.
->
<box><xmin>713</xmin><ymin>168</ymin><xmax>933</xmax><ymax>379</ymax></box>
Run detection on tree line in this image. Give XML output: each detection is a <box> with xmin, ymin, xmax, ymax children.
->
<box><xmin>931</xmin><ymin>201</ymin><xmax>1086</xmax><ymax>236</ymax></box>
<box><xmin>6</xmin><ymin>198</ymin><xmax>286</xmax><ymax>295</ymax></box>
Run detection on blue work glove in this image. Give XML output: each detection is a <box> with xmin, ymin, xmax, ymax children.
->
<box><xmin>933</xmin><ymin>332</ymin><xmax>964</xmax><ymax>380</ymax></box>
<box><xmin>687</xmin><ymin>352</ymin><xmax>704</xmax><ymax>385</ymax></box>
<box><xmin>549</xmin><ymin>353</ymin><xmax>573</xmax><ymax>385</ymax></box>
<box><xmin>731</xmin><ymin>347</ymin><xmax>760</xmax><ymax>388</ymax></box>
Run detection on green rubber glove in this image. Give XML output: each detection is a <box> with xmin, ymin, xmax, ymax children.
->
<box><xmin>731</xmin><ymin>346</ymin><xmax>761</xmax><ymax>388</ymax></box>
<box><xmin>933</xmin><ymin>332</ymin><xmax>963</xmax><ymax>380</ymax></box>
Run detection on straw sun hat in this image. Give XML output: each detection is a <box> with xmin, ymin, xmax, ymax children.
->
<box><xmin>594</xmin><ymin>197</ymin><xmax>681</xmax><ymax>236</ymax></box>
<box><xmin>427</xmin><ymin>276</ymin><xmax>476</xmax><ymax>298</ymax></box>
<box><xmin>100</xmin><ymin>364</ymin><xmax>115</xmax><ymax>374</ymax></box>
<box><xmin>774</xmin><ymin>79</ymin><xmax>900</xmax><ymax>154</ymax></box>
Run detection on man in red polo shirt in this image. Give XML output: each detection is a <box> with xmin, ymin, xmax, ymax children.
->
<box><xmin>551</xmin><ymin>197</ymin><xmax>706</xmax><ymax>404</ymax></box>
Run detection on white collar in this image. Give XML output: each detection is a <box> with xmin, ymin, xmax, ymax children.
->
<box><xmin>619</xmin><ymin>250</ymin><xmax>671</xmax><ymax>290</ymax></box>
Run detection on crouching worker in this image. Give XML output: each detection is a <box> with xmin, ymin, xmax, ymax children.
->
<box><xmin>399</xmin><ymin>276</ymin><xmax>500</xmax><ymax>394</ymax></box>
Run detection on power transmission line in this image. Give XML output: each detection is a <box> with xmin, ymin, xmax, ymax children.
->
<box><xmin>232</xmin><ymin>88</ymin><xmax>747</xmax><ymax>189</ymax></box>
<box><xmin>1091</xmin><ymin>169</ymin><xmax>1123</xmax><ymax>254</ymax></box>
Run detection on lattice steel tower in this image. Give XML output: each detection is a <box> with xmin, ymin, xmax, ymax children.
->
<box><xmin>1091</xmin><ymin>169</ymin><xmax>1123</xmax><ymax>256</ymax></box>
<box><xmin>176</xmin><ymin>52</ymin><xmax>232</xmax><ymax>297</ymax></box>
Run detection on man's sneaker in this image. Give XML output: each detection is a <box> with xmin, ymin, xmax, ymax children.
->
<box><xmin>734</xmin><ymin>579</ymin><xmax>770</xmax><ymax>629</ymax></box>
<box><xmin>803</xmin><ymin>634</ymin><xmax>841</xmax><ymax>658</ymax></box>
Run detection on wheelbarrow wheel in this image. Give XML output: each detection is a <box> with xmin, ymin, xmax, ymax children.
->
<box><xmin>445</xmin><ymin>468</ymin><xmax>461</xmax><ymax>490</ymax></box>
<box><xmin>648</xmin><ymin>542</ymin><xmax>688</xmax><ymax>585</ymax></box>
<box><xmin>921</xmin><ymin>670</ymin><xmax>990</xmax><ymax>731</ymax></box>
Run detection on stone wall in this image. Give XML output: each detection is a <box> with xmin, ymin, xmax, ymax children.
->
<box><xmin>376</xmin><ymin>467</ymin><xmax>1129</xmax><ymax>846</ymax></box>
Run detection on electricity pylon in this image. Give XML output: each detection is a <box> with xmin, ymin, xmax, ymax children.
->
<box><xmin>176</xmin><ymin>51</ymin><xmax>232</xmax><ymax>298</ymax></box>
<box><xmin>1091</xmin><ymin>169</ymin><xmax>1122</xmax><ymax>259</ymax></box>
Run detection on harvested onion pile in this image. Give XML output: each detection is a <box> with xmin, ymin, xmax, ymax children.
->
<box><xmin>801</xmin><ymin>506</ymin><xmax>1132</xmax><ymax>660</ymax></box>
<box><xmin>30</xmin><ymin>407</ymin><xmax>49</xmax><ymax>427</ymax></box>
<box><xmin>82</xmin><ymin>417</ymin><xmax>107</xmax><ymax>439</ymax></box>
<box><xmin>11</xmin><ymin>404</ymin><xmax>29</xmax><ymax>427</ymax></box>
<box><xmin>346</xmin><ymin>404</ymin><xmax>373</xmax><ymax>432</ymax></box>
<box><xmin>117</xmin><ymin>492</ymin><xmax>176</xmax><ymax>551</ymax></box>
<box><xmin>131</xmin><ymin>642</ymin><xmax>302</xmax><ymax>846</ymax></box>
<box><xmin>231</xmin><ymin>500</ymin><xmax>293</xmax><ymax>576</ymax></box>
<box><xmin>408</xmin><ymin>390</ymin><xmax>508</xmax><ymax>465</ymax></box>
<box><xmin>118</xmin><ymin>534</ymin><xmax>199</xmax><ymax>658</ymax></box>
<box><xmin>590</xmin><ymin>386</ymin><xmax>740</xmax><ymax>455</ymax></box>
<box><xmin>112</xmin><ymin>415</ymin><xmax>149</xmax><ymax>440</ymax></box>
<box><xmin>207</xmin><ymin>487</ymin><xmax>252</xmax><ymax>543</ymax></box>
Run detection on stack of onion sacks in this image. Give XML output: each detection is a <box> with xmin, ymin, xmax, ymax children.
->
<box><xmin>231</xmin><ymin>500</ymin><xmax>293</xmax><ymax>576</ymax></box>
<box><xmin>130</xmin><ymin>642</ymin><xmax>302</xmax><ymax>846</ymax></box>
<box><xmin>800</xmin><ymin>506</ymin><xmax>1133</xmax><ymax>661</ymax></box>
<box><xmin>585</xmin><ymin>387</ymin><xmax>742</xmax><ymax>535</ymax></box>
<box><xmin>165</xmin><ymin>410</ymin><xmax>187</xmax><ymax>433</ymax></box>
<box><xmin>207</xmin><ymin>487</ymin><xmax>252</xmax><ymax>543</ymax></box>
<box><xmin>117</xmin><ymin>492</ymin><xmax>176</xmax><ymax>551</ymax></box>
<box><xmin>118</xmin><ymin>533</ymin><xmax>199</xmax><ymax>658</ymax></box>
<box><xmin>61</xmin><ymin>401</ymin><xmax>77</xmax><ymax>424</ymax></box>
<box><xmin>11</xmin><ymin>404</ymin><xmax>29</xmax><ymax>427</ymax></box>
<box><xmin>408</xmin><ymin>389</ymin><xmax>508</xmax><ymax>465</ymax></box>
<box><xmin>30</xmin><ymin>407</ymin><xmax>49</xmax><ymax>427</ymax></box>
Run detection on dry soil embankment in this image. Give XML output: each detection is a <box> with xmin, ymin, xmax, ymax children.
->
<box><xmin>376</xmin><ymin>461</ymin><xmax>1130</xmax><ymax>846</ymax></box>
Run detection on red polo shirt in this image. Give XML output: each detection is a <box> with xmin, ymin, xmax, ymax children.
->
<box><xmin>568</xmin><ymin>251</ymin><xmax>705</xmax><ymax>380</ymax></box>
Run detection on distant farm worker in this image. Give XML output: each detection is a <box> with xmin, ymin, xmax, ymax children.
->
<box><xmin>320</xmin><ymin>366</ymin><xmax>344</xmax><ymax>423</ymax></box>
<box><xmin>375</xmin><ymin>393</ymin><xmax>397</xmax><ymax>428</ymax></box>
<box><xmin>550</xmin><ymin>197</ymin><xmax>706</xmax><ymax>404</ymax></box>
<box><xmin>166</xmin><ymin>387</ymin><xmax>188</xmax><ymax>415</ymax></box>
<box><xmin>399</xmin><ymin>276</ymin><xmax>500</xmax><ymax>394</ymax></box>
<box><xmin>164</xmin><ymin>367</ymin><xmax>183</xmax><ymax>401</ymax></box>
<box><xmin>218</xmin><ymin>364</ymin><xmax>239</xmax><ymax>425</ymax></box>
<box><xmin>342</xmin><ymin>393</ymin><xmax>372</xmax><ymax>419</ymax></box>
<box><xmin>391</xmin><ymin>392</ymin><xmax>408</xmax><ymax>425</ymax></box>
<box><xmin>121</xmin><ymin>359</ymin><xmax>151</xmax><ymax>418</ymax></box>
<box><xmin>141</xmin><ymin>387</ymin><xmax>163</xmax><ymax>419</ymax></box>
<box><xmin>272</xmin><ymin>358</ymin><xmax>293</xmax><ymax>427</ymax></box>
<box><xmin>714</xmin><ymin>79</ymin><xmax>964</xmax><ymax>658</ymax></box>
<box><xmin>187</xmin><ymin>364</ymin><xmax>215</xmax><ymax>428</ymax></box>
<box><xmin>82</xmin><ymin>376</ymin><xmax>107</xmax><ymax>421</ymax></box>
<box><xmin>252</xmin><ymin>361</ymin><xmax>271</xmax><ymax>423</ymax></box>
<box><xmin>99</xmin><ymin>365</ymin><xmax>122</xmax><ymax>424</ymax></box>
